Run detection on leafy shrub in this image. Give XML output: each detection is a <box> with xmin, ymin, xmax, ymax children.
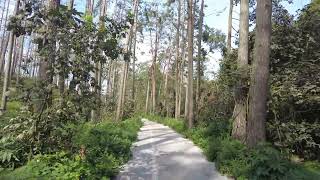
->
<box><xmin>205</xmin><ymin>119</ymin><xmax>230</xmax><ymax>138</ymax></box>
<box><xmin>248</xmin><ymin>144</ymin><xmax>294</xmax><ymax>180</ymax></box>
<box><xmin>1</xmin><ymin>117</ymin><xmax>142</xmax><ymax>179</ymax></box>
<box><xmin>267</xmin><ymin>120</ymin><xmax>320</xmax><ymax>160</ymax></box>
<box><xmin>216</xmin><ymin>138</ymin><xmax>250</xmax><ymax>179</ymax></box>
<box><xmin>206</xmin><ymin>137</ymin><xmax>222</xmax><ymax>161</ymax></box>
<box><xmin>73</xmin><ymin>117</ymin><xmax>142</xmax><ymax>178</ymax></box>
<box><xmin>0</xmin><ymin>152</ymin><xmax>89</xmax><ymax>180</ymax></box>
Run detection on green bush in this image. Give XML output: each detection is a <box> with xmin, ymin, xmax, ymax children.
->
<box><xmin>248</xmin><ymin>145</ymin><xmax>320</xmax><ymax>180</ymax></box>
<box><xmin>204</xmin><ymin>119</ymin><xmax>230</xmax><ymax>138</ymax></box>
<box><xmin>72</xmin><ymin>117</ymin><xmax>142</xmax><ymax>178</ymax></box>
<box><xmin>1</xmin><ymin>117</ymin><xmax>142</xmax><ymax>179</ymax></box>
<box><xmin>0</xmin><ymin>152</ymin><xmax>90</xmax><ymax>180</ymax></box>
<box><xmin>248</xmin><ymin>144</ymin><xmax>293</xmax><ymax>180</ymax></box>
<box><xmin>216</xmin><ymin>138</ymin><xmax>250</xmax><ymax>179</ymax></box>
<box><xmin>206</xmin><ymin>137</ymin><xmax>223</xmax><ymax>161</ymax></box>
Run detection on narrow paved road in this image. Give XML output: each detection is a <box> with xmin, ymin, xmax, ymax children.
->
<box><xmin>115</xmin><ymin>119</ymin><xmax>228</xmax><ymax>180</ymax></box>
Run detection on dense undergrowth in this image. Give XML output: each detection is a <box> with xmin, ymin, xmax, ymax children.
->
<box><xmin>146</xmin><ymin>114</ymin><xmax>320</xmax><ymax>180</ymax></box>
<box><xmin>0</xmin><ymin>116</ymin><xmax>142</xmax><ymax>179</ymax></box>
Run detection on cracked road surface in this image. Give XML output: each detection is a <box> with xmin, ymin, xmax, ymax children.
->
<box><xmin>115</xmin><ymin>119</ymin><xmax>229</xmax><ymax>180</ymax></box>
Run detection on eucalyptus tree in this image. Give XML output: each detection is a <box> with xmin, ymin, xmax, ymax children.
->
<box><xmin>0</xmin><ymin>0</ymin><xmax>11</xmax><ymax>74</ymax></box>
<box><xmin>196</xmin><ymin>0</ymin><xmax>204</xmax><ymax>114</ymax></box>
<box><xmin>232</xmin><ymin>0</ymin><xmax>249</xmax><ymax>142</ymax></box>
<box><xmin>247</xmin><ymin>0</ymin><xmax>272</xmax><ymax>147</ymax></box>
<box><xmin>16</xmin><ymin>36</ymin><xmax>24</xmax><ymax>85</ymax></box>
<box><xmin>131</xmin><ymin>0</ymin><xmax>139</xmax><ymax>106</ymax></box>
<box><xmin>174</xmin><ymin>0</ymin><xmax>182</xmax><ymax>118</ymax></box>
<box><xmin>227</xmin><ymin>0</ymin><xmax>234</xmax><ymax>52</ymax></box>
<box><xmin>186</xmin><ymin>0</ymin><xmax>194</xmax><ymax>128</ymax></box>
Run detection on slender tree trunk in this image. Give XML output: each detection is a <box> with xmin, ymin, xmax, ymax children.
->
<box><xmin>179</xmin><ymin>34</ymin><xmax>186</xmax><ymax>117</ymax></box>
<box><xmin>151</xmin><ymin>18</ymin><xmax>160</xmax><ymax>114</ymax></box>
<box><xmin>68</xmin><ymin>0</ymin><xmax>74</xmax><ymax>10</ymax></box>
<box><xmin>163</xmin><ymin>39</ymin><xmax>173</xmax><ymax>114</ymax></box>
<box><xmin>0</xmin><ymin>35</ymin><xmax>9</xmax><ymax>74</ymax></box>
<box><xmin>231</xmin><ymin>0</ymin><xmax>249</xmax><ymax>142</ymax></box>
<box><xmin>10</xmin><ymin>41</ymin><xmax>18</xmax><ymax>77</ymax></box>
<box><xmin>0</xmin><ymin>0</ymin><xmax>11</xmax><ymax>74</ymax></box>
<box><xmin>184</xmin><ymin>82</ymin><xmax>188</xmax><ymax>118</ymax></box>
<box><xmin>196</xmin><ymin>0</ymin><xmax>204</xmax><ymax>114</ymax></box>
<box><xmin>16</xmin><ymin>36</ymin><xmax>24</xmax><ymax>85</ymax></box>
<box><xmin>131</xmin><ymin>0</ymin><xmax>139</xmax><ymax>105</ymax></box>
<box><xmin>145</xmin><ymin>77</ymin><xmax>150</xmax><ymax>113</ymax></box>
<box><xmin>86</xmin><ymin>0</ymin><xmax>93</xmax><ymax>15</ymax></box>
<box><xmin>227</xmin><ymin>0</ymin><xmax>233</xmax><ymax>52</ymax></box>
<box><xmin>116</xmin><ymin>62</ymin><xmax>125</xmax><ymax>121</ymax></box>
<box><xmin>186</xmin><ymin>0</ymin><xmax>194</xmax><ymax>128</ymax></box>
<box><xmin>247</xmin><ymin>0</ymin><xmax>272</xmax><ymax>147</ymax></box>
<box><xmin>0</xmin><ymin>0</ymin><xmax>20</xmax><ymax>115</ymax></box>
<box><xmin>175</xmin><ymin>0</ymin><xmax>182</xmax><ymax>119</ymax></box>
<box><xmin>0</xmin><ymin>0</ymin><xmax>7</xmax><ymax>35</ymax></box>
<box><xmin>0</xmin><ymin>0</ymin><xmax>10</xmax><ymax>58</ymax></box>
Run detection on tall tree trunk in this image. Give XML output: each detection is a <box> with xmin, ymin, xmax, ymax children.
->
<box><xmin>0</xmin><ymin>0</ymin><xmax>11</xmax><ymax>74</ymax></box>
<box><xmin>175</xmin><ymin>0</ymin><xmax>182</xmax><ymax>119</ymax></box>
<box><xmin>227</xmin><ymin>0</ymin><xmax>233</xmax><ymax>52</ymax></box>
<box><xmin>231</xmin><ymin>0</ymin><xmax>249</xmax><ymax>142</ymax></box>
<box><xmin>247</xmin><ymin>0</ymin><xmax>272</xmax><ymax>147</ymax></box>
<box><xmin>184</xmin><ymin>81</ymin><xmax>188</xmax><ymax>118</ymax></box>
<box><xmin>10</xmin><ymin>40</ymin><xmax>18</xmax><ymax>77</ymax></box>
<box><xmin>145</xmin><ymin>77</ymin><xmax>150</xmax><ymax>113</ymax></box>
<box><xmin>179</xmin><ymin>34</ymin><xmax>186</xmax><ymax>118</ymax></box>
<box><xmin>186</xmin><ymin>0</ymin><xmax>194</xmax><ymax>128</ymax></box>
<box><xmin>151</xmin><ymin>18</ymin><xmax>160</xmax><ymax>114</ymax></box>
<box><xmin>0</xmin><ymin>0</ymin><xmax>10</xmax><ymax>56</ymax></box>
<box><xmin>131</xmin><ymin>0</ymin><xmax>139</xmax><ymax>105</ymax></box>
<box><xmin>0</xmin><ymin>35</ymin><xmax>9</xmax><ymax>74</ymax></box>
<box><xmin>68</xmin><ymin>0</ymin><xmax>74</xmax><ymax>10</ymax></box>
<box><xmin>16</xmin><ymin>36</ymin><xmax>25</xmax><ymax>85</ymax></box>
<box><xmin>86</xmin><ymin>0</ymin><xmax>94</xmax><ymax>15</ymax></box>
<box><xmin>196</xmin><ymin>0</ymin><xmax>204</xmax><ymax>114</ymax></box>
<box><xmin>163</xmin><ymin>38</ymin><xmax>173</xmax><ymax>115</ymax></box>
<box><xmin>0</xmin><ymin>0</ymin><xmax>7</xmax><ymax>35</ymax></box>
<box><xmin>0</xmin><ymin>0</ymin><xmax>20</xmax><ymax>115</ymax></box>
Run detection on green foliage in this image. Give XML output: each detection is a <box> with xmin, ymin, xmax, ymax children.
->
<box><xmin>1</xmin><ymin>117</ymin><xmax>142</xmax><ymax>179</ymax></box>
<box><xmin>216</xmin><ymin>138</ymin><xmax>250</xmax><ymax>179</ymax></box>
<box><xmin>248</xmin><ymin>144</ymin><xmax>293</xmax><ymax>180</ymax></box>
<box><xmin>72</xmin><ymin>117</ymin><xmax>142</xmax><ymax>178</ymax></box>
<box><xmin>267</xmin><ymin>1</ymin><xmax>320</xmax><ymax>160</ymax></box>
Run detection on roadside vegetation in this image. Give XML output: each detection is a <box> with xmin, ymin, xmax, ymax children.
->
<box><xmin>148</xmin><ymin>114</ymin><xmax>320</xmax><ymax>180</ymax></box>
